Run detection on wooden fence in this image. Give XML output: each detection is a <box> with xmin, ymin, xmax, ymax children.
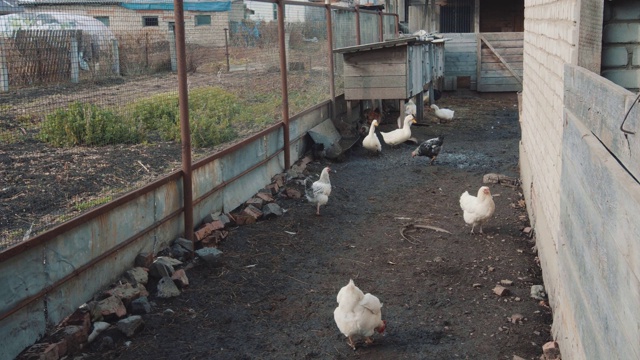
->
<box><xmin>6</xmin><ymin>30</ymin><xmax>77</xmax><ymax>87</ymax></box>
<box><xmin>477</xmin><ymin>32</ymin><xmax>523</xmax><ymax>92</ymax></box>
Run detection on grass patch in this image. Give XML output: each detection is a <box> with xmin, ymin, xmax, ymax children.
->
<box><xmin>39</xmin><ymin>102</ymin><xmax>144</xmax><ymax>147</ymax></box>
<box><xmin>73</xmin><ymin>195</ymin><xmax>113</xmax><ymax>212</ymax></box>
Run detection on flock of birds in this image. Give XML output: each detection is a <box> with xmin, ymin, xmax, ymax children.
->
<box><xmin>302</xmin><ymin>95</ymin><xmax>497</xmax><ymax>350</ymax></box>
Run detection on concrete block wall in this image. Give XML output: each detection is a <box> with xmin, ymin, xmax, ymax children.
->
<box><xmin>601</xmin><ymin>0</ymin><xmax>640</xmax><ymax>91</ymax></box>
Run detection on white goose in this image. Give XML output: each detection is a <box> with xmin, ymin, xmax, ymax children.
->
<box><xmin>430</xmin><ymin>104</ymin><xmax>455</xmax><ymax>122</ymax></box>
<box><xmin>362</xmin><ymin>120</ymin><xmax>382</xmax><ymax>154</ymax></box>
<box><xmin>381</xmin><ymin>114</ymin><xmax>416</xmax><ymax>146</ymax></box>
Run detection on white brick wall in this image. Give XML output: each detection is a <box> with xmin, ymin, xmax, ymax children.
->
<box><xmin>521</xmin><ymin>0</ymin><xmax>578</xmax><ymax>357</ymax></box>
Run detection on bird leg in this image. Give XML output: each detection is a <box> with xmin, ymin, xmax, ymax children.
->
<box><xmin>315</xmin><ymin>204</ymin><xmax>321</xmax><ymax>216</ymax></box>
<box><xmin>470</xmin><ymin>224</ymin><xmax>476</xmax><ymax>234</ymax></box>
<box><xmin>479</xmin><ymin>224</ymin><xmax>484</xmax><ymax>234</ymax></box>
<box><xmin>365</xmin><ymin>337</ymin><xmax>374</xmax><ymax>345</ymax></box>
<box><xmin>430</xmin><ymin>156</ymin><xmax>436</xmax><ymax>165</ymax></box>
<box><xmin>347</xmin><ymin>336</ymin><xmax>357</xmax><ymax>350</ymax></box>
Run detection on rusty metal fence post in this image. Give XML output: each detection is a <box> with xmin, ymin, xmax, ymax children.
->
<box><xmin>173</xmin><ymin>0</ymin><xmax>194</xmax><ymax>242</ymax></box>
<box><xmin>277</xmin><ymin>0</ymin><xmax>291</xmax><ymax>169</ymax></box>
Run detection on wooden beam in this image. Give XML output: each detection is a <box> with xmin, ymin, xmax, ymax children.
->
<box><xmin>479</xmin><ymin>34</ymin><xmax>522</xmax><ymax>84</ymax></box>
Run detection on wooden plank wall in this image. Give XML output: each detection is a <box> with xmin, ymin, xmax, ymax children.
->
<box><xmin>8</xmin><ymin>30</ymin><xmax>76</xmax><ymax>87</ymax></box>
<box><xmin>559</xmin><ymin>64</ymin><xmax>640</xmax><ymax>359</ymax></box>
<box><xmin>342</xmin><ymin>47</ymin><xmax>408</xmax><ymax>100</ymax></box>
<box><xmin>477</xmin><ymin>32</ymin><xmax>523</xmax><ymax>92</ymax></box>
<box><xmin>441</xmin><ymin>33</ymin><xmax>477</xmax><ymax>90</ymax></box>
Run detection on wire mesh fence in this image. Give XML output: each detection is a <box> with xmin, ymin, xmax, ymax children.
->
<box><xmin>0</xmin><ymin>0</ymin><xmax>397</xmax><ymax>249</ymax></box>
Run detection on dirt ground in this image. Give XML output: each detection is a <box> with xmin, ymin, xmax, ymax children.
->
<box><xmin>83</xmin><ymin>91</ymin><xmax>552</xmax><ymax>360</ymax></box>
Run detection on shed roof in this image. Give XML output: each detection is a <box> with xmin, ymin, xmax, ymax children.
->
<box><xmin>333</xmin><ymin>36</ymin><xmax>428</xmax><ymax>54</ymax></box>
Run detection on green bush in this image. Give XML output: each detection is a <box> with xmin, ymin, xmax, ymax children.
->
<box><xmin>39</xmin><ymin>102</ymin><xmax>143</xmax><ymax>147</ymax></box>
<box><xmin>128</xmin><ymin>87</ymin><xmax>250</xmax><ymax>147</ymax></box>
<box><xmin>127</xmin><ymin>93</ymin><xmax>179</xmax><ymax>133</ymax></box>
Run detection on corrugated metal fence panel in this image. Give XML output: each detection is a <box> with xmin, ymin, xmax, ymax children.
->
<box><xmin>221</xmin><ymin>133</ymin><xmax>278</xmax><ymax>212</ymax></box>
<box><xmin>0</xmin><ymin>300</ymin><xmax>46</xmax><ymax>360</ymax></box>
<box><xmin>0</xmin><ymin>246</ymin><xmax>47</xmax><ymax>360</ymax></box>
<box><xmin>0</xmin><ymin>246</ymin><xmax>46</xmax><ymax>315</ymax></box>
<box><xmin>45</xmin><ymin>183</ymin><xmax>179</xmax><ymax>325</ymax></box>
<box><xmin>193</xmin><ymin>159</ymin><xmax>224</xmax><ymax>224</ymax></box>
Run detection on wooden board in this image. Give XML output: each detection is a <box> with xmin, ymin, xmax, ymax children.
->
<box><xmin>344</xmin><ymin>87</ymin><xmax>408</xmax><ymax>100</ymax></box>
<box><xmin>343</xmin><ymin>63</ymin><xmax>407</xmax><ymax>77</ymax></box>
<box><xmin>477</xmin><ymin>32</ymin><xmax>523</xmax><ymax>92</ymax></box>
<box><xmin>344</xmin><ymin>75</ymin><xmax>407</xmax><ymax>88</ymax></box>
<box><xmin>559</xmin><ymin>114</ymin><xmax>640</xmax><ymax>360</ymax></box>
<box><xmin>343</xmin><ymin>49</ymin><xmax>406</xmax><ymax>65</ymax></box>
<box><xmin>443</xmin><ymin>33</ymin><xmax>478</xmax><ymax>88</ymax></box>
<box><xmin>481</xmin><ymin>62</ymin><xmax>524</xmax><ymax>71</ymax></box>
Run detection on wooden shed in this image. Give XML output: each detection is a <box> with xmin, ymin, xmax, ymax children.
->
<box><xmin>334</xmin><ymin>37</ymin><xmax>445</xmax><ymax>101</ymax></box>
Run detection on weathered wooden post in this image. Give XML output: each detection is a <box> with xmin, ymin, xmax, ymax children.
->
<box><xmin>169</xmin><ymin>23</ymin><xmax>177</xmax><ymax>72</ymax></box>
<box><xmin>70</xmin><ymin>34</ymin><xmax>79</xmax><ymax>83</ymax></box>
<box><xmin>111</xmin><ymin>38</ymin><xmax>120</xmax><ymax>75</ymax></box>
<box><xmin>223</xmin><ymin>28</ymin><xmax>230</xmax><ymax>72</ymax></box>
<box><xmin>0</xmin><ymin>36</ymin><xmax>8</xmax><ymax>92</ymax></box>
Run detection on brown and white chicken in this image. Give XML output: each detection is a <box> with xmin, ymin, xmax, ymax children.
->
<box><xmin>305</xmin><ymin>166</ymin><xmax>332</xmax><ymax>216</ymax></box>
<box><xmin>333</xmin><ymin>279</ymin><xmax>386</xmax><ymax>350</ymax></box>
<box><xmin>459</xmin><ymin>186</ymin><xmax>495</xmax><ymax>234</ymax></box>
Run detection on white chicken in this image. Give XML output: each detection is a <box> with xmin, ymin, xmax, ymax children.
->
<box><xmin>305</xmin><ymin>166</ymin><xmax>332</xmax><ymax>216</ymax></box>
<box><xmin>430</xmin><ymin>104</ymin><xmax>455</xmax><ymax>123</ymax></box>
<box><xmin>381</xmin><ymin>114</ymin><xmax>416</xmax><ymax>146</ymax></box>
<box><xmin>459</xmin><ymin>186</ymin><xmax>496</xmax><ymax>234</ymax></box>
<box><xmin>333</xmin><ymin>279</ymin><xmax>386</xmax><ymax>350</ymax></box>
<box><xmin>362</xmin><ymin>120</ymin><xmax>382</xmax><ymax>154</ymax></box>
<box><xmin>398</xmin><ymin>99</ymin><xmax>417</xmax><ymax>128</ymax></box>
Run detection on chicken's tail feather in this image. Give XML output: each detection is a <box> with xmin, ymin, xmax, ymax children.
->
<box><xmin>304</xmin><ymin>178</ymin><xmax>315</xmax><ymax>202</ymax></box>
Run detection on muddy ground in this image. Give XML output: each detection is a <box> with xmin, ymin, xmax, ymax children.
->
<box><xmin>84</xmin><ymin>91</ymin><xmax>552</xmax><ymax>360</ymax></box>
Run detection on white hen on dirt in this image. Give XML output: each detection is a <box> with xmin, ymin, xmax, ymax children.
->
<box><xmin>333</xmin><ymin>279</ymin><xmax>386</xmax><ymax>350</ymax></box>
<box><xmin>459</xmin><ymin>186</ymin><xmax>495</xmax><ymax>234</ymax></box>
<box><xmin>305</xmin><ymin>166</ymin><xmax>332</xmax><ymax>216</ymax></box>
<box><xmin>430</xmin><ymin>104</ymin><xmax>455</xmax><ymax>123</ymax></box>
